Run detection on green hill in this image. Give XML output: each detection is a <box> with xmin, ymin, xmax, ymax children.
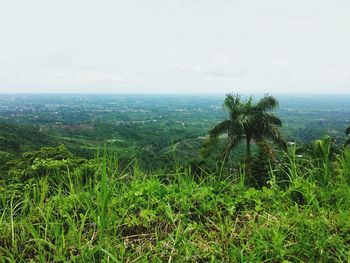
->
<box><xmin>0</xmin><ymin>123</ymin><xmax>56</xmax><ymax>165</ymax></box>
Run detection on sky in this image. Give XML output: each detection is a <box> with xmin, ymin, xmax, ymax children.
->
<box><xmin>0</xmin><ymin>0</ymin><xmax>349</xmax><ymax>94</ymax></box>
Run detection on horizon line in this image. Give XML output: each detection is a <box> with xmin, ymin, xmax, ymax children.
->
<box><xmin>1</xmin><ymin>92</ymin><xmax>350</xmax><ymax>96</ymax></box>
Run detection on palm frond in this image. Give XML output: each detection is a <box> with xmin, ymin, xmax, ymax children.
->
<box><xmin>346</xmin><ymin>125</ymin><xmax>350</xmax><ymax>136</ymax></box>
<box><xmin>228</xmin><ymin>120</ymin><xmax>245</xmax><ymax>138</ymax></box>
<box><xmin>246</xmin><ymin>96</ymin><xmax>253</xmax><ymax>108</ymax></box>
<box><xmin>259</xmin><ymin>113</ymin><xmax>282</xmax><ymax>126</ymax></box>
<box><xmin>256</xmin><ymin>94</ymin><xmax>279</xmax><ymax>111</ymax></box>
<box><xmin>345</xmin><ymin>138</ymin><xmax>350</xmax><ymax>146</ymax></box>
<box><xmin>223</xmin><ymin>93</ymin><xmax>241</xmax><ymax>115</ymax></box>
<box><xmin>209</xmin><ymin>120</ymin><xmax>230</xmax><ymax>138</ymax></box>
<box><xmin>262</xmin><ymin>125</ymin><xmax>287</xmax><ymax>149</ymax></box>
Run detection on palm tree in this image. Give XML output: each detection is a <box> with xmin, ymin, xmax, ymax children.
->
<box><xmin>345</xmin><ymin>125</ymin><xmax>350</xmax><ymax>146</ymax></box>
<box><xmin>209</xmin><ymin>93</ymin><xmax>286</xmax><ymax>176</ymax></box>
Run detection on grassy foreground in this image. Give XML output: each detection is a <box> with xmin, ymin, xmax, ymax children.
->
<box><xmin>1</xmin><ymin>148</ymin><xmax>350</xmax><ymax>262</ymax></box>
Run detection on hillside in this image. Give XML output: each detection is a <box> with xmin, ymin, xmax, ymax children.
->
<box><xmin>1</xmin><ymin>145</ymin><xmax>350</xmax><ymax>261</ymax></box>
<box><xmin>0</xmin><ymin>123</ymin><xmax>57</xmax><ymax>165</ymax></box>
<box><xmin>1</xmin><ymin>94</ymin><xmax>350</xmax><ymax>261</ymax></box>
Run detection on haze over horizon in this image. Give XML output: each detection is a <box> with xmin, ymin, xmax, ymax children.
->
<box><xmin>0</xmin><ymin>0</ymin><xmax>349</xmax><ymax>94</ymax></box>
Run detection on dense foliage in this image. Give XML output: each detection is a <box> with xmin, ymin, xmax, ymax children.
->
<box><xmin>1</xmin><ymin>94</ymin><xmax>350</xmax><ymax>261</ymax></box>
<box><xmin>1</xmin><ymin>144</ymin><xmax>350</xmax><ymax>261</ymax></box>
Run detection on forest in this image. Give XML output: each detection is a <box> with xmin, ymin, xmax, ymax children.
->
<box><xmin>1</xmin><ymin>93</ymin><xmax>350</xmax><ymax>262</ymax></box>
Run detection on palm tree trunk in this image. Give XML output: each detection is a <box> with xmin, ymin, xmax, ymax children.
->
<box><xmin>246</xmin><ymin>137</ymin><xmax>252</xmax><ymax>177</ymax></box>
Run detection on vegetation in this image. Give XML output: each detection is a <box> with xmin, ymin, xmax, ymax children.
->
<box><xmin>0</xmin><ymin>123</ymin><xmax>56</xmax><ymax>166</ymax></box>
<box><xmin>345</xmin><ymin>125</ymin><xmax>350</xmax><ymax>146</ymax></box>
<box><xmin>1</xmin><ymin>94</ymin><xmax>350</xmax><ymax>261</ymax></box>
<box><xmin>209</xmin><ymin>94</ymin><xmax>286</xmax><ymax>177</ymax></box>
<box><xmin>1</xmin><ymin>144</ymin><xmax>350</xmax><ymax>261</ymax></box>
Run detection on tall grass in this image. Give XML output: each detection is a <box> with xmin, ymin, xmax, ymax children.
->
<box><xmin>337</xmin><ymin>148</ymin><xmax>350</xmax><ymax>183</ymax></box>
<box><xmin>98</xmin><ymin>145</ymin><xmax>109</xmax><ymax>244</ymax></box>
<box><xmin>1</xmin><ymin>147</ymin><xmax>350</xmax><ymax>261</ymax></box>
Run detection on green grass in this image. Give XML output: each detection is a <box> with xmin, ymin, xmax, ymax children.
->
<box><xmin>1</xmin><ymin>148</ymin><xmax>350</xmax><ymax>262</ymax></box>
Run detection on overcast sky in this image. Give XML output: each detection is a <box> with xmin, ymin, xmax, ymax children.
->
<box><xmin>0</xmin><ymin>0</ymin><xmax>349</xmax><ymax>94</ymax></box>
